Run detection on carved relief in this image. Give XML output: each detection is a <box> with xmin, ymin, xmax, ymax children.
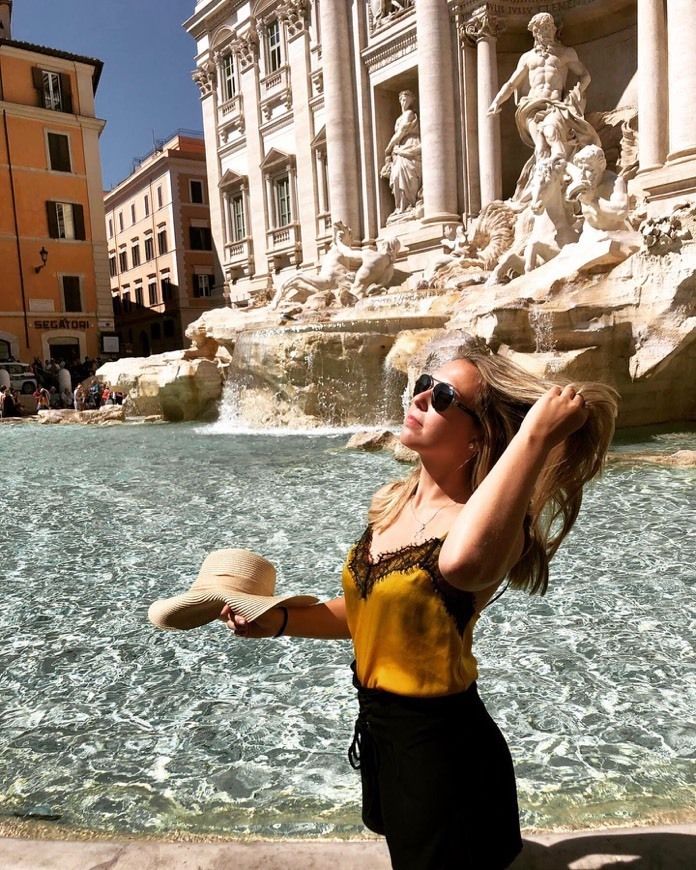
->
<box><xmin>369</xmin><ymin>0</ymin><xmax>415</xmax><ymax>29</ymax></box>
<box><xmin>278</xmin><ymin>0</ymin><xmax>311</xmax><ymax>38</ymax></box>
<box><xmin>191</xmin><ymin>60</ymin><xmax>216</xmax><ymax>98</ymax></box>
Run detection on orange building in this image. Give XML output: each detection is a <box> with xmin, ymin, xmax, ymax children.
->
<box><xmin>104</xmin><ymin>131</ymin><xmax>222</xmax><ymax>357</ymax></box>
<box><xmin>0</xmin><ymin>1</ymin><xmax>112</xmax><ymax>365</ymax></box>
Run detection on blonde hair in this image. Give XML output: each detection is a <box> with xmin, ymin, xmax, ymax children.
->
<box><xmin>368</xmin><ymin>339</ymin><xmax>619</xmax><ymax>596</ymax></box>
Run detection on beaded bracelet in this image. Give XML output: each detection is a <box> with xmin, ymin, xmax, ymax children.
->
<box><xmin>274</xmin><ymin>606</ymin><xmax>289</xmax><ymax>638</ymax></box>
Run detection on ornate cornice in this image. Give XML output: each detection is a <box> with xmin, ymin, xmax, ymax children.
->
<box><xmin>362</xmin><ymin>26</ymin><xmax>417</xmax><ymax>73</ymax></box>
<box><xmin>231</xmin><ymin>23</ymin><xmax>260</xmax><ymax>72</ymax></box>
<box><xmin>191</xmin><ymin>59</ymin><xmax>216</xmax><ymax>98</ymax></box>
<box><xmin>278</xmin><ymin>0</ymin><xmax>311</xmax><ymax>39</ymax></box>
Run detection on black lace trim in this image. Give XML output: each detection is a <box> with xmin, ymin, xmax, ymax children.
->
<box><xmin>347</xmin><ymin>526</ymin><xmax>476</xmax><ymax>636</ymax></box>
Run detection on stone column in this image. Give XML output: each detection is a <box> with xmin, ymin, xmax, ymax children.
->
<box><xmin>416</xmin><ymin>0</ymin><xmax>460</xmax><ymax>223</ymax></box>
<box><xmin>281</xmin><ymin>1</ymin><xmax>317</xmax><ymax>265</ymax></box>
<box><xmin>666</xmin><ymin>0</ymin><xmax>696</xmax><ymax>162</ymax></box>
<box><xmin>232</xmin><ymin>27</ymin><xmax>269</xmax><ymax>279</ymax></box>
<box><xmin>638</xmin><ymin>0</ymin><xmax>668</xmax><ymax>171</ymax></box>
<box><xmin>465</xmin><ymin>6</ymin><xmax>504</xmax><ymax>207</ymax></box>
<box><xmin>318</xmin><ymin>0</ymin><xmax>362</xmax><ymax>237</ymax></box>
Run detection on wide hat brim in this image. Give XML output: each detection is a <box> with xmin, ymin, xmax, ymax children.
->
<box><xmin>148</xmin><ymin>588</ymin><xmax>319</xmax><ymax>631</ymax></box>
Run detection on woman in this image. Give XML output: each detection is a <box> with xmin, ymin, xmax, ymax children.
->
<box><xmin>220</xmin><ymin>343</ymin><xmax>618</xmax><ymax>869</ymax></box>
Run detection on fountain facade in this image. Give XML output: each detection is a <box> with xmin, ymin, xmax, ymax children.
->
<box><xmin>100</xmin><ymin>2</ymin><xmax>696</xmax><ymax>428</ymax></box>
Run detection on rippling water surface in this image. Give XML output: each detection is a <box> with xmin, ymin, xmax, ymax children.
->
<box><xmin>0</xmin><ymin>422</ymin><xmax>694</xmax><ymax>837</ymax></box>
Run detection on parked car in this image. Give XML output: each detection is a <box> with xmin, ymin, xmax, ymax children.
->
<box><xmin>0</xmin><ymin>362</ymin><xmax>38</xmax><ymax>393</ymax></box>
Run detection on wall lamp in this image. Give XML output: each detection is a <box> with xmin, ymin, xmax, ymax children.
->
<box><xmin>35</xmin><ymin>247</ymin><xmax>49</xmax><ymax>274</ymax></box>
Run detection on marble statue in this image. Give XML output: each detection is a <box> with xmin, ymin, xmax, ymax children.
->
<box><xmin>271</xmin><ymin>222</ymin><xmax>356</xmax><ymax>309</ymax></box>
<box><xmin>488</xmin><ymin>12</ymin><xmax>601</xmax><ymax>200</ymax></box>
<box><xmin>566</xmin><ymin>145</ymin><xmax>631</xmax><ymax>233</ymax></box>
<box><xmin>381</xmin><ymin>90</ymin><xmax>423</xmax><ymax>223</ymax></box>
<box><xmin>333</xmin><ymin>233</ymin><xmax>401</xmax><ymax>298</ymax></box>
<box><xmin>487</xmin><ymin>156</ymin><xmax>578</xmax><ymax>284</ymax></box>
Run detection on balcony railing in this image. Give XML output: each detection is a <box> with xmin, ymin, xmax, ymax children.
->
<box><xmin>259</xmin><ymin>65</ymin><xmax>291</xmax><ymax>120</ymax></box>
<box><xmin>225</xmin><ymin>238</ymin><xmax>252</xmax><ymax>266</ymax></box>
<box><xmin>266</xmin><ymin>222</ymin><xmax>301</xmax><ymax>264</ymax></box>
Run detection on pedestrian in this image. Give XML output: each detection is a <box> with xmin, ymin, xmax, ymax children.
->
<box><xmin>74</xmin><ymin>384</ymin><xmax>86</xmax><ymax>411</ymax></box>
<box><xmin>0</xmin><ymin>385</ymin><xmax>6</xmax><ymax>418</ymax></box>
<box><xmin>218</xmin><ymin>342</ymin><xmax>618</xmax><ymax>870</ymax></box>
<box><xmin>62</xmin><ymin>387</ymin><xmax>74</xmax><ymax>409</ymax></box>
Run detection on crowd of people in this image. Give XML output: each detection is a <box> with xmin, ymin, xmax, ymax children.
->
<box><xmin>1</xmin><ymin>354</ymin><xmax>124</xmax><ymax>418</ymax></box>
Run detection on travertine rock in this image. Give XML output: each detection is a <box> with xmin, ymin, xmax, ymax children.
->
<box><xmin>97</xmin><ymin>353</ymin><xmax>223</xmax><ymax>422</ymax></box>
<box><xmin>37</xmin><ymin>406</ymin><xmax>126</xmax><ymax>425</ymax></box>
<box><xmin>346</xmin><ymin>430</ymin><xmax>398</xmax><ymax>451</ymax></box>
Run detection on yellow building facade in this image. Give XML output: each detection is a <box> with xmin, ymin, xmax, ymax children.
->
<box><xmin>0</xmin><ymin>2</ymin><xmax>112</xmax><ymax>365</ymax></box>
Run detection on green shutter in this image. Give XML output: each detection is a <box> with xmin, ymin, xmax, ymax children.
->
<box><xmin>73</xmin><ymin>203</ymin><xmax>86</xmax><ymax>240</ymax></box>
<box><xmin>60</xmin><ymin>74</ymin><xmax>73</xmax><ymax>113</ymax></box>
<box><xmin>46</xmin><ymin>201</ymin><xmax>59</xmax><ymax>238</ymax></box>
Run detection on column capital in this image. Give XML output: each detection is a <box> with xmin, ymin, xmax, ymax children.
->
<box><xmin>191</xmin><ymin>59</ymin><xmax>216</xmax><ymax>98</ymax></box>
<box><xmin>278</xmin><ymin>0</ymin><xmax>311</xmax><ymax>39</ymax></box>
<box><xmin>231</xmin><ymin>22</ymin><xmax>260</xmax><ymax>72</ymax></box>
<box><xmin>462</xmin><ymin>5</ymin><xmax>505</xmax><ymax>46</ymax></box>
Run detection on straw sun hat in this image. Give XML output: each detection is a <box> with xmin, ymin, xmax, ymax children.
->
<box><xmin>148</xmin><ymin>548</ymin><xmax>318</xmax><ymax>631</ymax></box>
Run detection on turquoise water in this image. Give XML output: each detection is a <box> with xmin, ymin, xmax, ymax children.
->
<box><xmin>0</xmin><ymin>421</ymin><xmax>694</xmax><ymax>837</ymax></box>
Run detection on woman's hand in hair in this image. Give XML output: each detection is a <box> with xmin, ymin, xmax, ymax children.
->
<box><xmin>520</xmin><ymin>384</ymin><xmax>589</xmax><ymax>449</ymax></box>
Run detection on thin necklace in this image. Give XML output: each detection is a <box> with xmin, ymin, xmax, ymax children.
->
<box><xmin>410</xmin><ymin>497</ymin><xmax>458</xmax><ymax>543</ymax></box>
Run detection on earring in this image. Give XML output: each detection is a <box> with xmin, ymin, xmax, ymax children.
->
<box><xmin>468</xmin><ymin>442</ymin><xmax>476</xmax><ymax>450</ymax></box>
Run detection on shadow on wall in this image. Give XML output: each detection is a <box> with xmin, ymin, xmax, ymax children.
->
<box><xmin>512</xmin><ymin>830</ymin><xmax>696</xmax><ymax>869</ymax></box>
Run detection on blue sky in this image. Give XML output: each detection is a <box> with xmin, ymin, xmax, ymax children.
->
<box><xmin>13</xmin><ymin>0</ymin><xmax>203</xmax><ymax>190</ymax></box>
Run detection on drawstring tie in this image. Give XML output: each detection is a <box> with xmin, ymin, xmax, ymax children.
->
<box><xmin>348</xmin><ymin>711</ymin><xmax>368</xmax><ymax>770</ymax></box>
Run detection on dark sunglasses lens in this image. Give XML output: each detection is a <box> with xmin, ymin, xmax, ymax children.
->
<box><xmin>431</xmin><ymin>383</ymin><xmax>455</xmax><ymax>412</ymax></box>
<box><xmin>413</xmin><ymin>374</ymin><xmax>432</xmax><ymax>397</ymax></box>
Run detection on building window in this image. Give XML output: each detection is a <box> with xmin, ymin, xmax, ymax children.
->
<box><xmin>108</xmin><ymin>219</ymin><xmax>113</xmax><ymax>238</ymax></box>
<box><xmin>157</xmin><ymin>229</ymin><xmax>167</xmax><ymax>255</ymax></box>
<box><xmin>46</xmin><ymin>201</ymin><xmax>85</xmax><ymax>240</ymax></box>
<box><xmin>231</xmin><ymin>194</ymin><xmax>246</xmax><ymax>241</ymax></box>
<box><xmin>267</xmin><ymin>19</ymin><xmax>282</xmax><ymax>72</ymax></box>
<box><xmin>135</xmin><ymin>284</ymin><xmax>143</xmax><ymax>306</ymax></box>
<box><xmin>151</xmin><ymin>323</ymin><xmax>161</xmax><ymax>340</ymax></box>
<box><xmin>157</xmin><ymin>186</ymin><xmax>163</xmax><ymax>209</ymax></box>
<box><xmin>148</xmin><ymin>280</ymin><xmax>158</xmax><ymax>306</ymax></box>
<box><xmin>118</xmin><ymin>212</ymin><xmax>124</xmax><ymax>232</ymax></box>
<box><xmin>130</xmin><ymin>203</ymin><xmax>136</xmax><ymax>224</ymax></box>
<box><xmin>144</xmin><ymin>236</ymin><xmax>154</xmax><ymax>261</ymax></box>
<box><xmin>221</xmin><ymin>53</ymin><xmax>236</xmax><ymax>101</ymax></box>
<box><xmin>163</xmin><ymin>319</ymin><xmax>175</xmax><ymax>338</ymax></box>
<box><xmin>33</xmin><ymin>69</ymin><xmax>72</xmax><ymax>113</ymax></box>
<box><xmin>118</xmin><ymin>249</ymin><xmax>128</xmax><ymax>273</ymax></box>
<box><xmin>109</xmin><ymin>255</ymin><xmax>117</xmax><ymax>278</ymax></box>
<box><xmin>275</xmin><ymin>175</ymin><xmax>292</xmax><ymax>227</ymax></box>
<box><xmin>131</xmin><ymin>243</ymin><xmax>141</xmax><ymax>267</ymax></box>
<box><xmin>189</xmin><ymin>226</ymin><xmax>212</xmax><ymax>250</ymax></box>
<box><xmin>161</xmin><ymin>275</ymin><xmax>173</xmax><ymax>301</ymax></box>
<box><xmin>190</xmin><ymin>180</ymin><xmax>204</xmax><ymax>204</ymax></box>
<box><xmin>194</xmin><ymin>274</ymin><xmax>215</xmax><ymax>297</ymax></box>
<box><xmin>112</xmin><ymin>295</ymin><xmax>121</xmax><ymax>315</ymax></box>
<box><xmin>47</xmin><ymin>132</ymin><xmax>71</xmax><ymax>172</ymax></box>
<box><xmin>122</xmin><ymin>291</ymin><xmax>131</xmax><ymax>312</ymax></box>
<box><xmin>62</xmin><ymin>276</ymin><xmax>82</xmax><ymax>312</ymax></box>
<box><xmin>144</xmin><ymin>194</ymin><xmax>150</xmax><ymax>216</ymax></box>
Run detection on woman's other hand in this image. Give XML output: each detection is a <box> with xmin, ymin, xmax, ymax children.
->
<box><xmin>520</xmin><ymin>384</ymin><xmax>589</xmax><ymax>449</ymax></box>
<box><xmin>219</xmin><ymin>605</ymin><xmax>285</xmax><ymax>639</ymax></box>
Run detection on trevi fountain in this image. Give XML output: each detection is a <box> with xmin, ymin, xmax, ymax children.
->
<box><xmin>1</xmin><ymin>1</ymin><xmax>694</xmax><ymax>848</ymax></box>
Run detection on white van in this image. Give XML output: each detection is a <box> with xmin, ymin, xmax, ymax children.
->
<box><xmin>0</xmin><ymin>362</ymin><xmax>38</xmax><ymax>394</ymax></box>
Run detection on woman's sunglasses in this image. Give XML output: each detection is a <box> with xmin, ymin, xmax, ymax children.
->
<box><xmin>413</xmin><ymin>374</ymin><xmax>480</xmax><ymax>423</ymax></box>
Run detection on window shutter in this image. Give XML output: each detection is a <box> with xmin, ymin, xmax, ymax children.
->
<box><xmin>73</xmin><ymin>203</ymin><xmax>86</xmax><ymax>240</ymax></box>
<box><xmin>46</xmin><ymin>201</ymin><xmax>59</xmax><ymax>238</ymax></box>
<box><xmin>32</xmin><ymin>67</ymin><xmax>45</xmax><ymax>107</ymax></box>
<box><xmin>60</xmin><ymin>74</ymin><xmax>73</xmax><ymax>113</ymax></box>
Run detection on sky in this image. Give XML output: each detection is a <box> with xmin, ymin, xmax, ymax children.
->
<box><xmin>13</xmin><ymin>0</ymin><xmax>204</xmax><ymax>190</ymax></box>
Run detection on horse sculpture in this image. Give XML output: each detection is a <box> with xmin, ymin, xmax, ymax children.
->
<box><xmin>487</xmin><ymin>156</ymin><xmax>578</xmax><ymax>285</ymax></box>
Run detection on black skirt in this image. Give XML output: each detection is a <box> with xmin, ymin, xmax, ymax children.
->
<box><xmin>349</xmin><ymin>665</ymin><xmax>522</xmax><ymax>870</ymax></box>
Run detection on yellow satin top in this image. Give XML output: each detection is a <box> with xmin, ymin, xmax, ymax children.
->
<box><xmin>342</xmin><ymin>526</ymin><xmax>480</xmax><ymax>698</ymax></box>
